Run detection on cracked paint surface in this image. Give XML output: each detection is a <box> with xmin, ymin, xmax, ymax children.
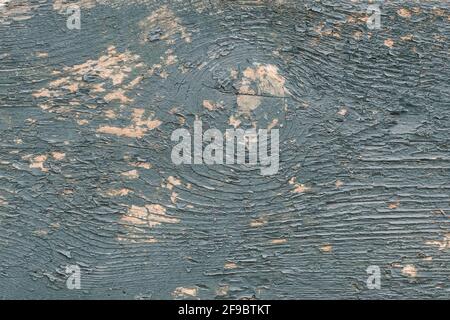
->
<box><xmin>0</xmin><ymin>0</ymin><xmax>449</xmax><ymax>299</ymax></box>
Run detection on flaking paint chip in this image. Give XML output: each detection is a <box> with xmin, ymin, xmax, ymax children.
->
<box><xmin>270</xmin><ymin>239</ymin><xmax>287</xmax><ymax>245</ymax></box>
<box><xmin>401</xmin><ymin>264</ymin><xmax>417</xmax><ymax>278</ymax></box>
<box><xmin>397</xmin><ymin>8</ymin><xmax>412</xmax><ymax>18</ymax></box>
<box><xmin>172</xmin><ymin>286</ymin><xmax>198</xmax><ymax>298</ymax></box>
<box><xmin>384</xmin><ymin>39</ymin><xmax>394</xmax><ymax>48</ymax></box>
<box><xmin>320</xmin><ymin>244</ymin><xmax>333</xmax><ymax>253</ymax></box>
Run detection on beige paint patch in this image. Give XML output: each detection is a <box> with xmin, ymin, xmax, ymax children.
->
<box><xmin>67</xmin><ymin>46</ymin><xmax>141</xmax><ymax>86</ymax></box>
<box><xmin>97</xmin><ymin>126</ymin><xmax>147</xmax><ymax>138</ymax></box>
<box><xmin>270</xmin><ymin>239</ymin><xmax>287</xmax><ymax>245</ymax></box>
<box><xmin>170</xmin><ymin>191</ymin><xmax>178</xmax><ymax>204</ymax></box>
<box><xmin>116</xmin><ymin>193</ymin><xmax>174</xmax><ymax>246</ymax></box>
<box><xmin>33</xmin><ymin>229</ymin><xmax>48</xmax><ymax>237</ymax></box>
<box><xmin>353</xmin><ymin>31</ymin><xmax>363</xmax><ymax>40</ymax></box>
<box><xmin>104</xmin><ymin>89</ymin><xmax>133</xmax><ymax>104</ymax></box>
<box><xmin>121</xmin><ymin>205</ymin><xmax>147</xmax><ymax>225</ymax></box>
<box><xmin>146</xmin><ymin>49</ymin><xmax>180</xmax><ymax>80</ymax></box>
<box><xmin>292</xmin><ymin>184</ymin><xmax>310</xmax><ymax>193</ymax></box>
<box><xmin>202</xmin><ymin>100</ymin><xmax>222</xmax><ymax>111</ymax></box>
<box><xmin>267</xmin><ymin>118</ymin><xmax>279</xmax><ymax>131</ymax></box>
<box><xmin>320</xmin><ymin>244</ymin><xmax>333</xmax><ymax>253</ymax></box>
<box><xmin>116</xmin><ymin>235</ymin><xmax>157</xmax><ymax>244</ymax></box>
<box><xmin>32</xmin><ymin>88</ymin><xmax>52</xmax><ymax>98</ymax></box>
<box><xmin>401</xmin><ymin>34</ymin><xmax>414</xmax><ymax>41</ymax></box>
<box><xmin>121</xmin><ymin>169</ymin><xmax>139</xmax><ymax>179</ymax></box>
<box><xmin>105</xmin><ymin>188</ymin><xmax>132</xmax><ymax>197</ymax></box>
<box><xmin>76</xmin><ymin>119</ymin><xmax>89</xmax><ymax>125</ymax></box>
<box><xmin>0</xmin><ymin>0</ymin><xmax>10</xmax><ymax>8</ymax></box>
<box><xmin>64</xmin><ymin>82</ymin><xmax>79</xmax><ymax>93</ymax></box>
<box><xmin>384</xmin><ymin>39</ymin><xmax>394</xmax><ymax>48</ymax></box>
<box><xmin>131</xmin><ymin>108</ymin><xmax>162</xmax><ymax>129</ymax></box>
<box><xmin>54</xmin><ymin>1</ymin><xmax>152</xmax><ymax>15</ymax></box>
<box><xmin>130</xmin><ymin>162</ymin><xmax>152</xmax><ymax>169</ymax></box>
<box><xmin>139</xmin><ymin>5</ymin><xmax>191</xmax><ymax>44</ymax></box>
<box><xmin>224</xmin><ymin>262</ymin><xmax>238</xmax><ymax>269</ymax></box>
<box><xmin>97</xmin><ymin>108</ymin><xmax>161</xmax><ymax>138</ymax></box>
<box><xmin>53</xmin><ymin>0</ymin><xmax>97</xmax><ymax>12</ymax></box>
<box><xmin>229</xmin><ymin>115</ymin><xmax>241</xmax><ymax>128</ymax></box>
<box><xmin>125</xmin><ymin>75</ymin><xmax>144</xmax><ymax>89</ymax></box>
<box><xmin>121</xmin><ymin>204</ymin><xmax>179</xmax><ymax>228</ymax></box>
<box><xmin>104</xmin><ymin>110</ymin><xmax>117</xmax><ymax>119</ymax></box>
<box><xmin>0</xmin><ymin>196</ymin><xmax>8</xmax><ymax>206</ymax></box>
<box><xmin>401</xmin><ymin>264</ymin><xmax>417</xmax><ymax>278</ymax></box>
<box><xmin>397</xmin><ymin>8</ymin><xmax>411</xmax><ymax>18</ymax></box>
<box><xmin>250</xmin><ymin>217</ymin><xmax>267</xmax><ymax>227</ymax></box>
<box><xmin>33</xmin><ymin>46</ymin><xmax>148</xmax><ymax>131</ymax></box>
<box><xmin>164</xmin><ymin>176</ymin><xmax>182</xmax><ymax>204</ymax></box>
<box><xmin>335</xmin><ymin>180</ymin><xmax>344</xmax><ymax>188</ymax></box>
<box><xmin>230</xmin><ymin>68</ymin><xmax>238</xmax><ymax>79</ymax></box>
<box><xmin>36</xmin><ymin>52</ymin><xmax>48</xmax><ymax>58</ymax></box>
<box><xmin>0</xmin><ymin>0</ymin><xmax>35</xmax><ymax>24</ymax></box>
<box><xmin>164</xmin><ymin>176</ymin><xmax>182</xmax><ymax>190</ymax></box>
<box><xmin>338</xmin><ymin>108</ymin><xmax>348</xmax><ymax>116</ymax></box>
<box><xmin>236</xmin><ymin>95</ymin><xmax>261</xmax><ymax>114</ymax></box>
<box><xmin>172</xmin><ymin>286</ymin><xmax>198</xmax><ymax>298</ymax></box>
<box><xmin>216</xmin><ymin>285</ymin><xmax>229</xmax><ymax>297</ymax></box>
<box><xmin>236</xmin><ymin>63</ymin><xmax>289</xmax><ymax>115</ymax></box>
<box><xmin>164</xmin><ymin>52</ymin><xmax>178</xmax><ymax>66</ymax></box>
<box><xmin>29</xmin><ymin>155</ymin><xmax>48</xmax><ymax>172</ymax></box>
<box><xmin>425</xmin><ymin>233</ymin><xmax>450</xmax><ymax>250</ymax></box>
<box><xmin>62</xmin><ymin>189</ymin><xmax>74</xmax><ymax>196</ymax></box>
<box><xmin>51</xmin><ymin>152</ymin><xmax>66</xmax><ymax>160</ymax></box>
<box><xmin>388</xmin><ymin>201</ymin><xmax>400</xmax><ymax>209</ymax></box>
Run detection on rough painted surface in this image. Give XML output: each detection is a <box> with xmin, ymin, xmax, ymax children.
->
<box><xmin>0</xmin><ymin>0</ymin><xmax>449</xmax><ymax>299</ymax></box>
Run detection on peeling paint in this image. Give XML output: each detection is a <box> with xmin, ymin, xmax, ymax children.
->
<box><xmin>2</xmin><ymin>0</ymin><xmax>450</xmax><ymax>300</ymax></box>
<box><xmin>402</xmin><ymin>265</ymin><xmax>418</xmax><ymax>278</ymax></box>
<box><xmin>172</xmin><ymin>286</ymin><xmax>198</xmax><ymax>298</ymax></box>
<box><xmin>121</xmin><ymin>204</ymin><xmax>179</xmax><ymax>228</ymax></box>
<box><xmin>139</xmin><ymin>5</ymin><xmax>191</xmax><ymax>44</ymax></box>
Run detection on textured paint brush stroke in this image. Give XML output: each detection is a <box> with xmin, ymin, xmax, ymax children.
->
<box><xmin>0</xmin><ymin>0</ymin><xmax>449</xmax><ymax>299</ymax></box>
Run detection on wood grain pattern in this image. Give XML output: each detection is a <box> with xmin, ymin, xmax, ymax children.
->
<box><xmin>0</xmin><ymin>0</ymin><xmax>449</xmax><ymax>299</ymax></box>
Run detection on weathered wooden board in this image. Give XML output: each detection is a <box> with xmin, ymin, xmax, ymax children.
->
<box><xmin>0</xmin><ymin>0</ymin><xmax>449</xmax><ymax>299</ymax></box>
